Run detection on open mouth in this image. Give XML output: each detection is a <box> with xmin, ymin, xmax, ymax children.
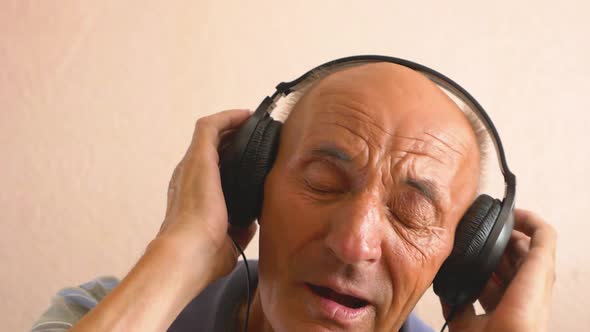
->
<box><xmin>306</xmin><ymin>283</ymin><xmax>369</xmax><ymax>309</ymax></box>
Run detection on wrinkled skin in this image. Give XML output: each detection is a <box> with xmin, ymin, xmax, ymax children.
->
<box><xmin>248</xmin><ymin>63</ymin><xmax>481</xmax><ymax>332</ymax></box>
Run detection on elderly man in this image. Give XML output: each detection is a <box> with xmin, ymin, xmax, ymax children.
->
<box><xmin>32</xmin><ymin>62</ymin><xmax>556</xmax><ymax>332</ymax></box>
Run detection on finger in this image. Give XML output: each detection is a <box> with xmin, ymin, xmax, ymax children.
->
<box><xmin>219</xmin><ymin>128</ymin><xmax>238</xmax><ymax>143</ymax></box>
<box><xmin>512</xmin><ymin>209</ymin><xmax>557</xmax><ymax>283</ymax></box>
<box><xmin>495</xmin><ymin>232</ymin><xmax>530</xmax><ymax>283</ymax></box>
<box><xmin>494</xmin><ymin>247</ymin><xmax>515</xmax><ymax>285</ymax></box>
<box><xmin>507</xmin><ymin>234</ymin><xmax>530</xmax><ymax>268</ymax></box>
<box><xmin>513</xmin><ymin>209</ymin><xmax>557</xmax><ymax>256</ymax></box>
<box><xmin>218</xmin><ymin>128</ymin><xmax>239</xmax><ymax>158</ymax></box>
<box><xmin>176</xmin><ymin>109</ymin><xmax>252</xmax><ymax>205</ymax></box>
<box><xmin>478</xmin><ymin>272</ymin><xmax>505</xmax><ymax>312</ymax></box>
<box><xmin>495</xmin><ymin>209</ymin><xmax>557</xmax><ymax>317</ymax></box>
<box><xmin>513</xmin><ymin>209</ymin><xmax>556</xmax><ymax>281</ymax></box>
<box><xmin>478</xmin><ymin>234</ymin><xmax>531</xmax><ymax>312</ymax></box>
<box><xmin>188</xmin><ymin>109</ymin><xmax>252</xmax><ymax>160</ymax></box>
<box><xmin>178</xmin><ymin>109</ymin><xmax>250</xmax><ymax>166</ymax></box>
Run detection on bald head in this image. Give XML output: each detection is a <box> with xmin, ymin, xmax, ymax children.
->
<box><xmin>287</xmin><ymin>63</ymin><xmax>477</xmax><ymax>143</ymax></box>
<box><xmin>279</xmin><ymin>62</ymin><xmax>481</xmax><ymax>211</ymax></box>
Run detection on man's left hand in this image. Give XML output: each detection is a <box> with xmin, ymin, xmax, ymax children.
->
<box><xmin>441</xmin><ymin>209</ymin><xmax>557</xmax><ymax>332</ymax></box>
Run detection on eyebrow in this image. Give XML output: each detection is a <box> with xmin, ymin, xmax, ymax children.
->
<box><xmin>310</xmin><ymin>145</ymin><xmax>352</xmax><ymax>162</ymax></box>
<box><xmin>405</xmin><ymin>178</ymin><xmax>441</xmax><ymax>205</ymax></box>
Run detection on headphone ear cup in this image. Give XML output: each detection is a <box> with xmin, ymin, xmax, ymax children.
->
<box><xmin>230</xmin><ymin>117</ymin><xmax>281</xmax><ymax>227</ymax></box>
<box><xmin>452</xmin><ymin>194</ymin><xmax>502</xmax><ymax>263</ymax></box>
<box><xmin>252</xmin><ymin>120</ymin><xmax>282</xmax><ymax>188</ymax></box>
<box><xmin>433</xmin><ymin>194</ymin><xmax>502</xmax><ymax>305</ymax></box>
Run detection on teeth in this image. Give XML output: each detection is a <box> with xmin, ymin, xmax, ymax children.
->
<box><xmin>309</xmin><ymin>284</ymin><xmax>368</xmax><ymax>309</ymax></box>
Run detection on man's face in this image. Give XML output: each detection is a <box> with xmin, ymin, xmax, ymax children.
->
<box><xmin>258</xmin><ymin>63</ymin><xmax>480</xmax><ymax>331</ymax></box>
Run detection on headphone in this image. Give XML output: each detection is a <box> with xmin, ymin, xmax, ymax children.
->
<box><xmin>219</xmin><ymin>55</ymin><xmax>516</xmax><ymax>309</ymax></box>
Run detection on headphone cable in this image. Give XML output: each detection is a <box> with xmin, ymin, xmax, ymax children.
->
<box><xmin>231</xmin><ymin>238</ymin><xmax>251</xmax><ymax>332</ymax></box>
<box><xmin>439</xmin><ymin>305</ymin><xmax>458</xmax><ymax>332</ymax></box>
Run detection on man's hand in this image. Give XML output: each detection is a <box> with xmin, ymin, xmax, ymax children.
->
<box><xmin>441</xmin><ymin>209</ymin><xmax>557</xmax><ymax>332</ymax></box>
<box><xmin>156</xmin><ymin>109</ymin><xmax>257</xmax><ymax>282</ymax></box>
<box><xmin>70</xmin><ymin>109</ymin><xmax>256</xmax><ymax>332</ymax></box>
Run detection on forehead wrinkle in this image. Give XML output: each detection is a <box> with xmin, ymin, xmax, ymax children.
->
<box><xmin>397</xmin><ymin>152</ymin><xmax>453</xmax><ymax>212</ymax></box>
<box><xmin>329</xmin><ymin>107</ymin><xmax>399</xmax><ymax>147</ymax></box>
<box><xmin>306</xmin><ymin>103</ymin><xmax>465</xmax><ymax>199</ymax></box>
<box><xmin>312</xmin><ymin>88</ymin><xmax>400</xmax><ymax>143</ymax></box>
<box><xmin>393</xmin><ymin>132</ymin><xmax>468</xmax><ymax>168</ymax></box>
<box><xmin>307</xmin><ymin>86</ymin><xmax>472</xmax><ymax>169</ymax></box>
<box><xmin>423</xmin><ymin>131</ymin><xmax>466</xmax><ymax>157</ymax></box>
<box><xmin>308</xmin><ymin>104</ymin><xmax>393</xmax><ymax>163</ymax></box>
<box><xmin>311</xmin><ymin>118</ymin><xmax>373</xmax><ymax>168</ymax></box>
<box><xmin>396</xmin><ymin>150</ymin><xmax>445</xmax><ymax>165</ymax></box>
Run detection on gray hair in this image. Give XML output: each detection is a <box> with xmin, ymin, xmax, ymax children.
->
<box><xmin>270</xmin><ymin>65</ymin><xmax>489</xmax><ymax>191</ymax></box>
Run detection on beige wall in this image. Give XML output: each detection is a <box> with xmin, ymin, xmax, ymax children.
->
<box><xmin>1</xmin><ymin>1</ymin><xmax>588</xmax><ymax>330</ymax></box>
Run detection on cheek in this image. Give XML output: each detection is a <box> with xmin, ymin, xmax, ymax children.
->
<box><xmin>257</xmin><ymin>168</ymin><xmax>331</xmax><ymax>328</ymax></box>
<box><xmin>260</xmin><ymin>176</ymin><xmax>309</xmax><ymax>247</ymax></box>
<box><xmin>259</xmin><ymin>169</ymin><xmax>330</xmax><ymax>260</ymax></box>
<box><xmin>381</xmin><ymin>228</ymin><xmax>452</xmax><ymax>310</ymax></box>
<box><xmin>258</xmin><ymin>170</ymin><xmax>325</xmax><ymax>277</ymax></box>
<box><xmin>392</xmin><ymin>226</ymin><xmax>451</xmax><ymax>272</ymax></box>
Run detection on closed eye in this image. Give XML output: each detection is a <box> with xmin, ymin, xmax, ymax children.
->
<box><xmin>388</xmin><ymin>191</ymin><xmax>437</xmax><ymax>229</ymax></box>
<box><xmin>301</xmin><ymin>160</ymin><xmax>349</xmax><ymax>196</ymax></box>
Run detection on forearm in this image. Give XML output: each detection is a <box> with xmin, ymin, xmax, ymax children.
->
<box><xmin>70</xmin><ymin>237</ymin><xmax>214</xmax><ymax>332</ymax></box>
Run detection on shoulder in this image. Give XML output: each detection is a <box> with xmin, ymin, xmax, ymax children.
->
<box><xmin>169</xmin><ymin>260</ymin><xmax>258</xmax><ymax>332</ymax></box>
<box><xmin>31</xmin><ymin>261</ymin><xmax>257</xmax><ymax>332</ymax></box>
<box><xmin>31</xmin><ymin>276</ymin><xmax>119</xmax><ymax>332</ymax></box>
<box><xmin>400</xmin><ymin>311</ymin><xmax>434</xmax><ymax>332</ymax></box>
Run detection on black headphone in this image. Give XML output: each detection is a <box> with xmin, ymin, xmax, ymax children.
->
<box><xmin>219</xmin><ymin>55</ymin><xmax>516</xmax><ymax>308</ymax></box>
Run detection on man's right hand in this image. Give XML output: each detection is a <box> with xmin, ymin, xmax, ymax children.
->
<box><xmin>156</xmin><ymin>109</ymin><xmax>258</xmax><ymax>283</ymax></box>
<box><xmin>70</xmin><ymin>109</ymin><xmax>257</xmax><ymax>332</ymax></box>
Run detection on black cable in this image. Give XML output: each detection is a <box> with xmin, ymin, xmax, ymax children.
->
<box><xmin>231</xmin><ymin>238</ymin><xmax>251</xmax><ymax>332</ymax></box>
<box><xmin>440</xmin><ymin>305</ymin><xmax>458</xmax><ymax>332</ymax></box>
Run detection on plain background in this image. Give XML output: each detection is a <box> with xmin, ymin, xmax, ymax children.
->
<box><xmin>1</xmin><ymin>1</ymin><xmax>589</xmax><ymax>331</ymax></box>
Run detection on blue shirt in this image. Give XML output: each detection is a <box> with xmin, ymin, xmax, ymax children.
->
<box><xmin>32</xmin><ymin>260</ymin><xmax>433</xmax><ymax>331</ymax></box>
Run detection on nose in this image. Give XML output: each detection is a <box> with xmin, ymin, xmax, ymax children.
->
<box><xmin>324</xmin><ymin>193</ymin><xmax>383</xmax><ymax>265</ymax></box>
